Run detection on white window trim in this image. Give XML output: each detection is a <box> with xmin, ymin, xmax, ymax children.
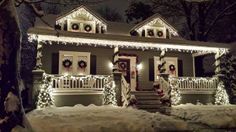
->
<box><xmin>67</xmin><ymin>19</ymin><xmax>96</xmax><ymax>33</ymax></box>
<box><xmin>154</xmin><ymin>56</ymin><xmax>178</xmax><ymax>81</ymax></box>
<box><xmin>59</xmin><ymin>51</ymin><xmax>91</xmax><ymax>75</ymax></box>
<box><xmin>144</xmin><ymin>26</ymin><xmax>166</xmax><ymax>38</ymax></box>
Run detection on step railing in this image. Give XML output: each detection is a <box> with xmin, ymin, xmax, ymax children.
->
<box><xmin>169</xmin><ymin>77</ymin><xmax>218</xmax><ymax>94</ymax></box>
<box><xmin>121</xmin><ymin>75</ymin><xmax>131</xmax><ymax>107</ymax></box>
<box><xmin>159</xmin><ymin>76</ymin><xmax>170</xmax><ymax>94</ymax></box>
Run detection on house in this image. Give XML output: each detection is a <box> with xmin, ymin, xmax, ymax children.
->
<box><xmin>28</xmin><ymin>5</ymin><xmax>230</xmax><ymax>109</ymax></box>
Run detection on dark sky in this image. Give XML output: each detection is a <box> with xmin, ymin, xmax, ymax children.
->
<box><xmin>90</xmin><ymin>0</ymin><xmax>132</xmax><ymax>20</ymax></box>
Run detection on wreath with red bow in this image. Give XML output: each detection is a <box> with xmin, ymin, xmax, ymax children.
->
<box><xmin>62</xmin><ymin>59</ymin><xmax>72</xmax><ymax>68</ymax></box>
<box><xmin>157</xmin><ymin>31</ymin><xmax>163</xmax><ymax>37</ymax></box>
<box><xmin>148</xmin><ymin>30</ymin><xmax>154</xmax><ymax>36</ymax></box>
<box><xmin>169</xmin><ymin>64</ymin><xmax>176</xmax><ymax>72</ymax></box>
<box><xmin>84</xmin><ymin>25</ymin><xmax>92</xmax><ymax>32</ymax></box>
<box><xmin>119</xmin><ymin>62</ymin><xmax>126</xmax><ymax>70</ymax></box>
<box><xmin>78</xmin><ymin>60</ymin><xmax>87</xmax><ymax>69</ymax></box>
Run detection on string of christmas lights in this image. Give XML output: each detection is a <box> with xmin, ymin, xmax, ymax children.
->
<box><xmin>28</xmin><ymin>34</ymin><xmax>228</xmax><ymax>54</ymax></box>
<box><xmin>36</xmin><ymin>73</ymin><xmax>54</xmax><ymax>108</ymax></box>
<box><xmin>215</xmin><ymin>81</ymin><xmax>229</xmax><ymax>105</ymax></box>
<box><xmin>103</xmin><ymin>80</ymin><xmax>117</xmax><ymax>105</ymax></box>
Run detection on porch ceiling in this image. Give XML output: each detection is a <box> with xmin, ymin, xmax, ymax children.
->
<box><xmin>28</xmin><ymin>28</ymin><xmax>229</xmax><ymax>54</ymax></box>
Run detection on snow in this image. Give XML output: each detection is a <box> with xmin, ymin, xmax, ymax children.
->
<box><xmin>13</xmin><ymin>104</ymin><xmax>236</xmax><ymax>132</ymax></box>
<box><xmin>171</xmin><ymin>104</ymin><xmax>236</xmax><ymax>128</ymax></box>
<box><xmin>15</xmin><ymin>105</ymin><xmax>187</xmax><ymax>132</ymax></box>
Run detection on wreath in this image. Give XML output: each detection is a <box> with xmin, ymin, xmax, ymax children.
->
<box><xmin>148</xmin><ymin>30</ymin><xmax>154</xmax><ymax>36</ymax></box>
<box><xmin>84</xmin><ymin>25</ymin><xmax>92</xmax><ymax>32</ymax></box>
<box><xmin>157</xmin><ymin>31</ymin><xmax>163</xmax><ymax>37</ymax></box>
<box><xmin>78</xmin><ymin>60</ymin><xmax>87</xmax><ymax>69</ymax></box>
<box><xmin>169</xmin><ymin>64</ymin><xmax>176</xmax><ymax>72</ymax></box>
<box><xmin>119</xmin><ymin>62</ymin><xmax>126</xmax><ymax>70</ymax></box>
<box><xmin>71</xmin><ymin>23</ymin><xmax>79</xmax><ymax>30</ymax></box>
<box><xmin>62</xmin><ymin>59</ymin><xmax>72</xmax><ymax>68</ymax></box>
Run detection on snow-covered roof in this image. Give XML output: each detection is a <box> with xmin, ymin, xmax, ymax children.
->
<box><xmin>106</xmin><ymin>21</ymin><xmax>135</xmax><ymax>36</ymax></box>
<box><xmin>34</xmin><ymin>14</ymin><xmax>57</xmax><ymax>29</ymax></box>
<box><xmin>131</xmin><ymin>14</ymin><xmax>179</xmax><ymax>36</ymax></box>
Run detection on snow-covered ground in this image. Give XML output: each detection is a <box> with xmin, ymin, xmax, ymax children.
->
<box><xmin>13</xmin><ymin>104</ymin><xmax>236</xmax><ymax>132</ymax></box>
<box><xmin>171</xmin><ymin>104</ymin><xmax>236</xmax><ymax>129</ymax></box>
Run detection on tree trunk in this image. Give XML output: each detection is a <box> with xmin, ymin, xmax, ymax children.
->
<box><xmin>0</xmin><ymin>0</ymin><xmax>31</xmax><ymax>131</ymax></box>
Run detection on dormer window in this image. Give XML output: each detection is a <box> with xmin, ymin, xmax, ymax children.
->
<box><xmin>146</xmin><ymin>27</ymin><xmax>166</xmax><ymax>38</ymax></box>
<box><xmin>68</xmin><ymin>19</ymin><xmax>95</xmax><ymax>33</ymax></box>
<box><xmin>55</xmin><ymin>5</ymin><xmax>107</xmax><ymax>34</ymax></box>
<box><xmin>130</xmin><ymin>14</ymin><xmax>179</xmax><ymax>39</ymax></box>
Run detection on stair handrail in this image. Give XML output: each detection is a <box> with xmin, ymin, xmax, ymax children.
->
<box><xmin>121</xmin><ymin>75</ymin><xmax>131</xmax><ymax>107</ymax></box>
<box><xmin>159</xmin><ymin>76</ymin><xmax>170</xmax><ymax>94</ymax></box>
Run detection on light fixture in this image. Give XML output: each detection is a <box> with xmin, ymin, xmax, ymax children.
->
<box><xmin>137</xmin><ymin>63</ymin><xmax>143</xmax><ymax>70</ymax></box>
<box><xmin>108</xmin><ymin>62</ymin><xmax>113</xmax><ymax>69</ymax></box>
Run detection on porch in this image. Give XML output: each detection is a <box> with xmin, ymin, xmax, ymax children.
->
<box><xmin>28</xmin><ymin>31</ymin><xmax>230</xmax><ymax>107</ymax></box>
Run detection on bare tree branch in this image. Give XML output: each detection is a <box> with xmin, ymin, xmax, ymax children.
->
<box><xmin>204</xmin><ymin>1</ymin><xmax>236</xmax><ymax>37</ymax></box>
<box><xmin>0</xmin><ymin>0</ymin><xmax>7</xmax><ymax>7</ymax></box>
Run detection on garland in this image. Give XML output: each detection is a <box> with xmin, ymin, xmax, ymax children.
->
<box><xmin>62</xmin><ymin>59</ymin><xmax>72</xmax><ymax>68</ymax></box>
<box><xmin>78</xmin><ymin>60</ymin><xmax>87</xmax><ymax>69</ymax></box>
<box><xmin>159</xmin><ymin>50</ymin><xmax>166</xmax><ymax>73</ymax></box>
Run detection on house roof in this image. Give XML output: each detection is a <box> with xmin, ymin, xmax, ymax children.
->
<box><xmin>56</xmin><ymin>5</ymin><xmax>107</xmax><ymax>25</ymax></box>
<box><xmin>34</xmin><ymin>14</ymin><xmax>57</xmax><ymax>29</ymax></box>
<box><xmin>106</xmin><ymin>21</ymin><xmax>135</xmax><ymax>36</ymax></box>
<box><xmin>130</xmin><ymin>13</ymin><xmax>179</xmax><ymax>36</ymax></box>
<box><xmin>34</xmin><ymin>15</ymin><xmax>134</xmax><ymax>36</ymax></box>
<box><xmin>28</xmin><ymin>28</ymin><xmax>230</xmax><ymax>53</ymax></box>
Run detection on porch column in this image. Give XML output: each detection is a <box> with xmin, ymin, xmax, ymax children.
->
<box><xmin>215</xmin><ymin>49</ymin><xmax>224</xmax><ymax>75</ymax></box>
<box><xmin>159</xmin><ymin>49</ymin><xmax>166</xmax><ymax>74</ymax></box>
<box><xmin>113</xmin><ymin>72</ymin><xmax>122</xmax><ymax>106</ymax></box>
<box><xmin>112</xmin><ymin>47</ymin><xmax>122</xmax><ymax>106</ymax></box>
<box><xmin>31</xmin><ymin>69</ymin><xmax>44</xmax><ymax>108</ymax></box>
<box><xmin>113</xmin><ymin>47</ymin><xmax>119</xmax><ymax>72</ymax></box>
<box><xmin>35</xmin><ymin>41</ymin><xmax>43</xmax><ymax>70</ymax></box>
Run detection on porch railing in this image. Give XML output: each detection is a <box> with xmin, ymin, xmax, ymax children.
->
<box><xmin>50</xmin><ymin>75</ymin><xmax>112</xmax><ymax>93</ymax></box>
<box><xmin>121</xmin><ymin>75</ymin><xmax>131</xmax><ymax>107</ymax></box>
<box><xmin>169</xmin><ymin>77</ymin><xmax>218</xmax><ymax>94</ymax></box>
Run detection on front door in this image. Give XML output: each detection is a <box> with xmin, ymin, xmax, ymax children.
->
<box><xmin>118</xmin><ymin>59</ymin><xmax>131</xmax><ymax>83</ymax></box>
<box><xmin>118</xmin><ymin>55</ymin><xmax>137</xmax><ymax>91</ymax></box>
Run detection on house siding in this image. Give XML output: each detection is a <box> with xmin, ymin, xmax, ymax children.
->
<box><xmin>42</xmin><ymin>44</ymin><xmax>193</xmax><ymax>90</ymax></box>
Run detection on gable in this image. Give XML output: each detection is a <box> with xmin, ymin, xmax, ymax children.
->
<box><xmin>56</xmin><ymin>5</ymin><xmax>107</xmax><ymax>30</ymax></box>
<box><xmin>131</xmin><ymin>14</ymin><xmax>179</xmax><ymax>38</ymax></box>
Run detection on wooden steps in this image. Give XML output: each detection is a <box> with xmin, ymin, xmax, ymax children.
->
<box><xmin>131</xmin><ymin>91</ymin><xmax>168</xmax><ymax>113</ymax></box>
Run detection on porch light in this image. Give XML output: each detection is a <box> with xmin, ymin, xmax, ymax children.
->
<box><xmin>108</xmin><ymin>62</ymin><xmax>113</xmax><ymax>69</ymax></box>
<box><xmin>137</xmin><ymin>63</ymin><xmax>143</xmax><ymax>70</ymax></box>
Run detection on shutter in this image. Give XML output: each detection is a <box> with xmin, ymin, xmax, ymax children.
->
<box><xmin>63</xmin><ymin>22</ymin><xmax>67</xmax><ymax>31</ymax></box>
<box><xmin>51</xmin><ymin>53</ymin><xmax>59</xmax><ymax>74</ymax></box>
<box><xmin>178</xmin><ymin>59</ymin><xmax>183</xmax><ymax>76</ymax></box>
<box><xmin>90</xmin><ymin>55</ymin><xmax>97</xmax><ymax>75</ymax></box>
<box><xmin>141</xmin><ymin>30</ymin><xmax>145</xmax><ymax>37</ymax></box>
<box><xmin>166</xmin><ymin>29</ymin><xmax>170</xmax><ymax>39</ymax></box>
<box><xmin>149</xmin><ymin>58</ymin><xmax>154</xmax><ymax>81</ymax></box>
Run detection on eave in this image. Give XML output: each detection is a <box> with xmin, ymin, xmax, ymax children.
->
<box><xmin>28</xmin><ymin>28</ymin><xmax>230</xmax><ymax>53</ymax></box>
